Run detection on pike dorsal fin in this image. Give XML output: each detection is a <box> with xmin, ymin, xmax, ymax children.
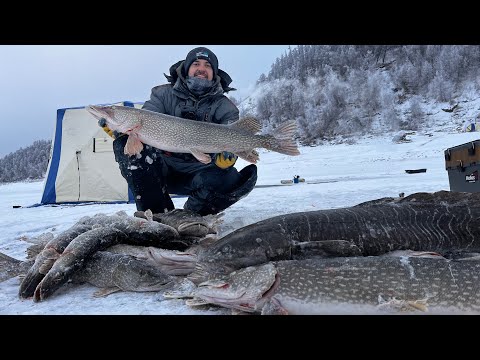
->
<box><xmin>228</xmin><ymin>116</ymin><xmax>262</xmax><ymax>134</ymax></box>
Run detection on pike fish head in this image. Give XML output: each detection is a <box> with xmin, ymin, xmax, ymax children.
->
<box><xmin>192</xmin><ymin>263</ymin><xmax>278</xmax><ymax>312</ymax></box>
<box><xmin>86</xmin><ymin>105</ymin><xmax>139</xmax><ymax>133</ymax></box>
<box><xmin>188</xmin><ymin>237</ymin><xmax>281</xmax><ymax>284</ymax></box>
<box><xmin>86</xmin><ymin>105</ymin><xmax>115</xmax><ymax>121</ymax></box>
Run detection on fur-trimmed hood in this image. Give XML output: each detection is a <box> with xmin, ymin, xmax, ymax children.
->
<box><xmin>164</xmin><ymin>60</ymin><xmax>236</xmax><ymax>94</ymax></box>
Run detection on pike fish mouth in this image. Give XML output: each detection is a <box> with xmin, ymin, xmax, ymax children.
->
<box><xmin>85</xmin><ymin>105</ymin><xmax>105</xmax><ymax>120</ymax></box>
<box><xmin>85</xmin><ymin>105</ymin><xmax>115</xmax><ymax>123</ymax></box>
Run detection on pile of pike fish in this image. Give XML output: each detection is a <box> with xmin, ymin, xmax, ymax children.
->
<box><xmin>5</xmin><ymin>190</ymin><xmax>480</xmax><ymax>314</ymax></box>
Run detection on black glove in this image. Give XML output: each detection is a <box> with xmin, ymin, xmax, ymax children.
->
<box><xmin>98</xmin><ymin>118</ymin><xmax>123</xmax><ymax>139</ymax></box>
<box><xmin>213</xmin><ymin>151</ymin><xmax>238</xmax><ymax>169</ymax></box>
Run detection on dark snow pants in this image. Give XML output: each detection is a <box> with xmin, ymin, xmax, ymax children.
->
<box><xmin>113</xmin><ymin>136</ymin><xmax>257</xmax><ymax>216</ymax></box>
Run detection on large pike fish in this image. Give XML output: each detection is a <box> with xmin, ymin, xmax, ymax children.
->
<box><xmin>157</xmin><ymin>191</ymin><xmax>480</xmax><ymax>283</ymax></box>
<box><xmin>189</xmin><ymin>253</ymin><xmax>480</xmax><ymax>314</ymax></box>
<box><xmin>86</xmin><ymin>105</ymin><xmax>300</xmax><ymax>163</ymax></box>
<box><xmin>71</xmin><ymin>251</ymin><xmax>173</xmax><ymax>297</ymax></box>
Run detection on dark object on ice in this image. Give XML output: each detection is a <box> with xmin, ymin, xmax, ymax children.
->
<box><xmin>280</xmin><ymin>177</ymin><xmax>305</xmax><ymax>185</ymax></box>
<box><xmin>445</xmin><ymin>140</ymin><xmax>480</xmax><ymax>193</ymax></box>
<box><xmin>405</xmin><ymin>169</ymin><xmax>427</xmax><ymax>174</ymax></box>
<box><xmin>441</xmin><ymin>103</ymin><xmax>458</xmax><ymax>112</ymax></box>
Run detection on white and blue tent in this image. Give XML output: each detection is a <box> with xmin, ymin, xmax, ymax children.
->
<box><xmin>41</xmin><ymin>101</ymin><xmax>143</xmax><ymax>205</ymax></box>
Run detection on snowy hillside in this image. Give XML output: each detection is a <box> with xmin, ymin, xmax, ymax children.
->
<box><xmin>239</xmin><ymin>80</ymin><xmax>480</xmax><ymax>139</ymax></box>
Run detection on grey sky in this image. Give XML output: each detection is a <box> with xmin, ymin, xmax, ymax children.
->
<box><xmin>0</xmin><ymin>45</ymin><xmax>290</xmax><ymax>157</ymax></box>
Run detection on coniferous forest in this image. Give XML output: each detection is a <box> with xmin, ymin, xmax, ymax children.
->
<box><xmin>239</xmin><ymin>45</ymin><xmax>480</xmax><ymax>144</ymax></box>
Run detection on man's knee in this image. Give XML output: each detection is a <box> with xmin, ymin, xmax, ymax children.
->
<box><xmin>190</xmin><ymin>166</ymin><xmax>242</xmax><ymax>195</ymax></box>
<box><xmin>185</xmin><ymin>164</ymin><xmax>257</xmax><ymax>215</ymax></box>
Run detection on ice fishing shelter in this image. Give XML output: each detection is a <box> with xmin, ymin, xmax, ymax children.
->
<box><xmin>41</xmin><ymin>101</ymin><xmax>143</xmax><ymax>204</ymax></box>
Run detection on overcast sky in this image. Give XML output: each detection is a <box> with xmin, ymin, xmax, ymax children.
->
<box><xmin>0</xmin><ymin>45</ymin><xmax>290</xmax><ymax>157</ymax></box>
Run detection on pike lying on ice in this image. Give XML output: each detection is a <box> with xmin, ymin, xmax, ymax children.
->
<box><xmin>186</xmin><ymin>253</ymin><xmax>480</xmax><ymax>315</ymax></box>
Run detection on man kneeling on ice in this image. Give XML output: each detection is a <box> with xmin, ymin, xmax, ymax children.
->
<box><xmin>99</xmin><ymin>47</ymin><xmax>257</xmax><ymax>216</ymax></box>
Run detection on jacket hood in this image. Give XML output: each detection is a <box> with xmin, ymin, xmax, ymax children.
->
<box><xmin>164</xmin><ymin>60</ymin><xmax>236</xmax><ymax>94</ymax></box>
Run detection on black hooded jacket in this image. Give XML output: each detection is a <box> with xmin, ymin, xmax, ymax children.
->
<box><xmin>141</xmin><ymin>61</ymin><xmax>239</xmax><ymax>162</ymax></box>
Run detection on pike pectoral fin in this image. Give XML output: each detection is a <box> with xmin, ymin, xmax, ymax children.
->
<box><xmin>190</xmin><ymin>149</ymin><xmax>212</xmax><ymax>164</ymax></box>
<box><xmin>407</xmin><ymin>300</ymin><xmax>428</xmax><ymax>312</ymax></box>
<box><xmin>124</xmin><ymin>134</ymin><xmax>144</xmax><ymax>156</ymax></box>
<box><xmin>378</xmin><ymin>296</ymin><xmax>429</xmax><ymax>312</ymax></box>
<box><xmin>93</xmin><ymin>287</ymin><xmax>121</xmax><ymax>298</ymax></box>
<box><xmin>261</xmin><ymin>298</ymin><xmax>289</xmax><ymax>315</ymax></box>
<box><xmin>185</xmin><ymin>297</ymin><xmax>210</xmax><ymax>307</ymax></box>
<box><xmin>383</xmin><ymin>250</ymin><xmax>444</xmax><ymax>259</ymax></box>
<box><xmin>292</xmin><ymin>240</ymin><xmax>362</xmax><ymax>258</ymax></box>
